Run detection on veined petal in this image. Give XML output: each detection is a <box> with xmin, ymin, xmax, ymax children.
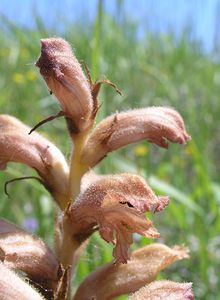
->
<box><xmin>0</xmin><ymin>219</ymin><xmax>59</xmax><ymax>290</ymax></box>
<box><xmin>73</xmin><ymin>244</ymin><xmax>189</xmax><ymax>300</ymax></box>
<box><xmin>81</xmin><ymin>106</ymin><xmax>191</xmax><ymax>167</ymax></box>
<box><xmin>129</xmin><ymin>280</ymin><xmax>194</xmax><ymax>300</ymax></box>
<box><xmin>69</xmin><ymin>173</ymin><xmax>169</xmax><ymax>263</ymax></box>
<box><xmin>0</xmin><ymin>114</ymin><xmax>69</xmax><ymax>207</ymax></box>
<box><xmin>0</xmin><ymin>262</ymin><xmax>45</xmax><ymax>300</ymax></box>
<box><xmin>36</xmin><ymin>38</ymin><xmax>94</xmax><ymax>133</ymax></box>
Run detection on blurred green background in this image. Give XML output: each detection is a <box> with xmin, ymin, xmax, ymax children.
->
<box><xmin>0</xmin><ymin>1</ymin><xmax>220</xmax><ymax>299</ymax></box>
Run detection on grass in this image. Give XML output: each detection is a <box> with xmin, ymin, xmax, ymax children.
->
<box><xmin>0</xmin><ymin>3</ymin><xmax>220</xmax><ymax>299</ymax></box>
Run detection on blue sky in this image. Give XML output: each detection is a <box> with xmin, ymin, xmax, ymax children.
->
<box><xmin>0</xmin><ymin>0</ymin><xmax>219</xmax><ymax>52</ymax></box>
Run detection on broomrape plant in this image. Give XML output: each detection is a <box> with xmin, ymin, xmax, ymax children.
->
<box><xmin>0</xmin><ymin>37</ymin><xmax>194</xmax><ymax>299</ymax></box>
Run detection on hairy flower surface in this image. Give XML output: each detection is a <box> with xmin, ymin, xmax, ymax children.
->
<box><xmin>73</xmin><ymin>243</ymin><xmax>189</xmax><ymax>300</ymax></box>
<box><xmin>129</xmin><ymin>280</ymin><xmax>194</xmax><ymax>300</ymax></box>
<box><xmin>81</xmin><ymin>106</ymin><xmax>191</xmax><ymax>167</ymax></box>
<box><xmin>69</xmin><ymin>173</ymin><xmax>169</xmax><ymax>263</ymax></box>
<box><xmin>0</xmin><ymin>114</ymin><xmax>69</xmax><ymax>206</ymax></box>
<box><xmin>36</xmin><ymin>37</ymin><xmax>95</xmax><ymax>133</ymax></box>
<box><xmin>0</xmin><ymin>219</ymin><xmax>59</xmax><ymax>290</ymax></box>
<box><xmin>0</xmin><ymin>262</ymin><xmax>44</xmax><ymax>300</ymax></box>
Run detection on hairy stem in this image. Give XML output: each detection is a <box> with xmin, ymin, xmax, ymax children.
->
<box><xmin>56</xmin><ymin>131</ymin><xmax>90</xmax><ymax>299</ymax></box>
<box><xmin>59</xmin><ymin>217</ymin><xmax>80</xmax><ymax>268</ymax></box>
<box><xmin>68</xmin><ymin>133</ymin><xmax>89</xmax><ymax>201</ymax></box>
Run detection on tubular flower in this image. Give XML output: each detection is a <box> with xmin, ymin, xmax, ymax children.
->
<box><xmin>73</xmin><ymin>243</ymin><xmax>189</xmax><ymax>300</ymax></box>
<box><xmin>0</xmin><ymin>114</ymin><xmax>69</xmax><ymax>207</ymax></box>
<box><xmin>69</xmin><ymin>173</ymin><xmax>169</xmax><ymax>263</ymax></box>
<box><xmin>81</xmin><ymin>106</ymin><xmax>191</xmax><ymax>167</ymax></box>
<box><xmin>36</xmin><ymin>37</ymin><xmax>95</xmax><ymax>133</ymax></box>
<box><xmin>0</xmin><ymin>219</ymin><xmax>59</xmax><ymax>291</ymax></box>
<box><xmin>129</xmin><ymin>280</ymin><xmax>194</xmax><ymax>300</ymax></box>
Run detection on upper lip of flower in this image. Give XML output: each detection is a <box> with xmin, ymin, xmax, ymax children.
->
<box><xmin>81</xmin><ymin>106</ymin><xmax>191</xmax><ymax>167</ymax></box>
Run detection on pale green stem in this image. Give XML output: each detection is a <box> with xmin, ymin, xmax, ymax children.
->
<box><xmin>59</xmin><ymin>216</ymin><xmax>80</xmax><ymax>269</ymax></box>
<box><xmin>67</xmin><ymin>133</ymin><xmax>89</xmax><ymax>201</ymax></box>
<box><xmin>56</xmin><ymin>131</ymin><xmax>90</xmax><ymax>299</ymax></box>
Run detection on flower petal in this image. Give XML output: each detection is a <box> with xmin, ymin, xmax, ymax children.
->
<box><xmin>69</xmin><ymin>173</ymin><xmax>168</xmax><ymax>263</ymax></box>
<box><xmin>0</xmin><ymin>114</ymin><xmax>69</xmax><ymax>207</ymax></box>
<box><xmin>129</xmin><ymin>280</ymin><xmax>194</xmax><ymax>300</ymax></box>
<box><xmin>0</xmin><ymin>262</ymin><xmax>44</xmax><ymax>300</ymax></box>
<box><xmin>73</xmin><ymin>244</ymin><xmax>189</xmax><ymax>300</ymax></box>
<box><xmin>81</xmin><ymin>172</ymin><xmax>169</xmax><ymax>213</ymax></box>
<box><xmin>81</xmin><ymin>106</ymin><xmax>191</xmax><ymax>167</ymax></box>
<box><xmin>0</xmin><ymin>219</ymin><xmax>59</xmax><ymax>290</ymax></box>
<box><xmin>36</xmin><ymin>37</ymin><xmax>94</xmax><ymax>133</ymax></box>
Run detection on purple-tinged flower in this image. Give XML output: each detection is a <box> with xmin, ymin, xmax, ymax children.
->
<box><xmin>73</xmin><ymin>244</ymin><xmax>189</xmax><ymax>300</ymax></box>
<box><xmin>36</xmin><ymin>38</ymin><xmax>95</xmax><ymax>133</ymax></box>
<box><xmin>0</xmin><ymin>219</ymin><xmax>59</xmax><ymax>291</ymax></box>
<box><xmin>69</xmin><ymin>173</ymin><xmax>169</xmax><ymax>263</ymax></box>
<box><xmin>81</xmin><ymin>106</ymin><xmax>191</xmax><ymax>167</ymax></box>
<box><xmin>0</xmin><ymin>114</ymin><xmax>69</xmax><ymax>208</ymax></box>
<box><xmin>23</xmin><ymin>217</ymin><xmax>38</xmax><ymax>232</ymax></box>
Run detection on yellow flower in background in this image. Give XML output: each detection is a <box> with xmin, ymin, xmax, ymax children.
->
<box><xmin>134</xmin><ymin>144</ymin><xmax>148</xmax><ymax>157</ymax></box>
<box><xmin>26</xmin><ymin>70</ymin><xmax>37</xmax><ymax>81</ymax></box>
<box><xmin>12</xmin><ymin>73</ymin><xmax>25</xmax><ymax>84</ymax></box>
<box><xmin>184</xmin><ymin>143</ymin><xmax>193</xmax><ymax>156</ymax></box>
<box><xmin>20</xmin><ymin>48</ymin><xmax>29</xmax><ymax>59</ymax></box>
<box><xmin>0</xmin><ymin>48</ymin><xmax>9</xmax><ymax>57</ymax></box>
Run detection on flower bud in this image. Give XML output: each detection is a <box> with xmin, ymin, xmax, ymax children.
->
<box><xmin>81</xmin><ymin>106</ymin><xmax>191</xmax><ymax>167</ymax></box>
<box><xmin>0</xmin><ymin>114</ymin><xmax>69</xmax><ymax>207</ymax></box>
<box><xmin>36</xmin><ymin>38</ymin><xmax>94</xmax><ymax>133</ymax></box>
<box><xmin>73</xmin><ymin>244</ymin><xmax>189</xmax><ymax>300</ymax></box>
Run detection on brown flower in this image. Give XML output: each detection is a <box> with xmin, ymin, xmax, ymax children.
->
<box><xmin>69</xmin><ymin>173</ymin><xmax>169</xmax><ymax>263</ymax></box>
<box><xmin>0</xmin><ymin>219</ymin><xmax>59</xmax><ymax>290</ymax></box>
<box><xmin>0</xmin><ymin>114</ymin><xmax>69</xmax><ymax>208</ymax></box>
<box><xmin>73</xmin><ymin>244</ymin><xmax>189</xmax><ymax>300</ymax></box>
<box><xmin>81</xmin><ymin>106</ymin><xmax>191</xmax><ymax>167</ymax></box>
<box><xmin>36</xmin><ymin>38</ymin><xmax>95</xmax><ymax>133</ymax></box>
